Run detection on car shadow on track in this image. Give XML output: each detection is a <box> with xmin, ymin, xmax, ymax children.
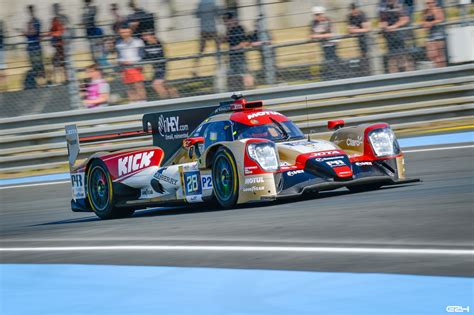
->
<box><xmin>34</xmin><ymin>184</ymin><xmax>417</xmax><ymax>226</ymax></box>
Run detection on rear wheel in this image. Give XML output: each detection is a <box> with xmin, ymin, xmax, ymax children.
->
<box><xmin>212</xmin><ymin>148</ymin><xmax>239</xmax><ymax>208</ymax></box>
<box><xmin>347</xmin><ymin>184</ymin><xmax>382</xmax><ymax>193</ymax></box>
<box><xmin>87</xmin><ymin>159</ymin><xmax>135</xmax><ymax>219</ymax></box>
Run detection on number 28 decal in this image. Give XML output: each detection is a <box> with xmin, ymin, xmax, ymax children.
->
<box><xmin>184</xmin><ymin>171</ymin><xmax>202</xmax><ymax>195</ymax></box>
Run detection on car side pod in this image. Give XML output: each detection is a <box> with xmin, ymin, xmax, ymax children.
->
<box><xmin>328</xmin><ymin>120</ymin><xmax>345</xmax><ymax>130</ymax></box>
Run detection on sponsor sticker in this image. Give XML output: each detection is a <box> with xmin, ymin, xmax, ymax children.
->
<box><xmin>154</xmin><ymin>171</ymin><xmax>179</xmax><ymax>186</ymax></box>
<box><xmin>355</xmin><ymin>161</ymin><xmax>373</xmax><ymax>166</ymax></box>
<box><xmin>158</xmin><ymin>114</ymin><xmax>189</xmax><ymax>140</ymax></box>
<box><xmin>286</xmin><ymin>170</ymin><xmax>304</xmax><ymax>176</ymax></box>
<box><xmin>71</xmin><ymin>172</ymin><xmax>85</xmax><ymax>200</ymax></box>
<box><xmin>315</xmin><ymin>156</ymin><xmax>344</xmax><ymax>162</ymax></box>
<box><xmin>244</xmin><ymin>177</ymin><xmax>264</xmax><ymax>184</ymax></box>
<box><xmin>201</xmin><ymin>175</ymin><xmax>213</xmax><ymax>190</ymax></box>
<box><xmin>243</xmin><ymin>186</ymin><xmax>265</xmax><ymax>192</ymax></box>
<box><xmin>183</xmin><ymin>171</ymin><xmax>202</xmax><ymax>195</ymax></box>
<box><xmin>247</xmin><ymin>111</ymin><xmax>283</xmax><ymax>120</ymax></box>
<box><xmin>118</xmin><ymin>151</ymin><xmax>154</xmax><ymax>177</ymax></box>
<box><xmin>140</xmin><ymin>187</ymin><xmax>155</xmax><ymax>198</ymax></box>
<box><xmin>186</xmin><ymin>195</ymin><xmax>203</xmax><ymax>203</ymax></box>
<box><xmin>346</xmin><ymin>136</ymin><xmax>363</xmax><ymax>147</ymax></box>
<box><xmin>326</xmin><ymin>160</ymin><xmax>346</xmax><ymax>167</ymax></box>
<box><xmin>310</xmin><ymin>150</ymin><xmax>343</xmax><ymax>157</ymax></box>
<box><xmin>244</xmin><ymin>166</ymin><xmax>258</xmax><ymax>175</ymax></box>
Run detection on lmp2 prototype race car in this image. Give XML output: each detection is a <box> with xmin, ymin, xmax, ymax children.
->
<box><xmin>65</xmin><ymin>94</ymin><xmax>417</xmax><ymax>219</ymax></box>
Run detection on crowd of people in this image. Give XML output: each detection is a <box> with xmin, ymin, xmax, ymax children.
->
<box><xmin>0</xmin><ymin>0</ymin><xmax>452</xmax><ymax>107</ymax></box>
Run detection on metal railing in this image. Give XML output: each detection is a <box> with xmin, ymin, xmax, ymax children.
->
<box><xmin>0</xmin><ymin>64</ymin><xmax>472</xmax><ymax>173</ymax></box>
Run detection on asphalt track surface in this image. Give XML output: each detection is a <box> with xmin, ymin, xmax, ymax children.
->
<box><xmin>1</xmin><ymin>144</ymin><xmax>473</xmax><ymax>277</ymax></box>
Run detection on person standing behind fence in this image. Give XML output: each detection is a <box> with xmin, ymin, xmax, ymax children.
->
<box><xmin>0</xmin><ymin>20</ymin><xmax>5</xmax><ymax>91</ymax></box>
<box><xmin>422</xmin><ymin>0</ymin><xmax>446</xmax><ymax>67</ymax></box>
<box><xmin>194</xmin><ymin>0</ymin><xmax>221</xmax><ymax>74</ymax></box>
<box><xmin>223</xmin><ymin>12</ymin><xmax>254</xmax><ymax>89</ymax></box>
<box><xmin>83</xmin><ymin>64</ymin><xmax>110</xmax><ymax>108</ymax></box>
<box><xmin>127</xmin><ymin>0</ymin><xmax>155</xmax><ymax>38</ymax></box>
<box><xmin>82</xmin><ymin>0</ymin><xmax>102</xmax><ymax>62</ymax></box>
<box><xmin>48</xmin><ymin>3</ymin><xmax>70</xmax><ymax>83</ymax></box>
<box><xmin>347</xmin><ymin>3</ymin><xmax>370</xmax><ymax>58</ymax></box>
<box><xmin>142</xmin><ymin>30</ymin><xmax>178</xmax><ymax>99</ymax></box>
<box><xmin>111</xmin><ymin>3</ymin><xmax>124</xmax><ymax>35</ymax></box>
<box><xmin>310</xmin><ymin>6</ymin><xmax>338</xmax><ymax>62</ymax></box>
<box><xmin>379</xmin><ymin>0</ymin><xmax>413</xmax><ymax>73</ymax></box>
<box><xmin>19</xmin><ymin>5</ymin><xmax>46</xmax><ymax>84</ymax></box>
<box><xmin>116</xmin><ymin>24</ymin><xmax>146</xmax><ymax>102</ymax></box>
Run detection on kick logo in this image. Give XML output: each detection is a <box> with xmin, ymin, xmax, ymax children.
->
<box><xmin>118</xmin><ymin>151</ymin><xmax>155</xmax><ymax>176</ymax></box>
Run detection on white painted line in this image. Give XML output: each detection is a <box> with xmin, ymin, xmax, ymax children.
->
<box><xmin>0</xmin><ymin>180</ymin><xmax>70</xmax><ymax>190</ymax></box>
<box><xmin>0</xmin><ymin>245</ymin><xmax>472</xmax><ymax>256</ymax></box>
<box><xmin>404</xmin><ymin>145</ymin><xmax>474</xmax><ymax>153</ymax></box>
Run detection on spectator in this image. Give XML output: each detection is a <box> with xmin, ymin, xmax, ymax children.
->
<box><xmin>82</xmin><ymin>0</ymin><xmax>102</xmax><ymax>61</ymax></box>
<box><xmin>110</xmin><ymin>3</ymin><xmax>124</xmax><ymax>35</ymax></box>
<box><xmin>379</xmin><ymin>0</ymin><xmax>413</xmax><ymax>73</ymax></box>
<box><xmin>142</xmin><ymin>30</ymin><xmax>178</xmax><ymax>99</ymax></box>
<box><xmin>223</xmin><ymin>12</ymin><xmax>254</xmax><ymax>89</ymax></box>
<box><xmin>19</xmin><ymin>5</ymin><xmax>45</xmax><ymax>83</ymax></box>
<box><xmin>127</xmin><ymin>0</ymin><xmax>155</xmax><ymax>37</ymax></box>
<box><xmin>48</xmin><ymin>3</ymin><xmax>70</xmax><ymax>83</ymax></box>
<box><xmin>310</xmin><ymin>6</ymin><xmax>338</xmax><ymax>62</ymax></box>
<box><xmin>347</xmin><ymin>3</ymin><xmax>370</xmax><ymax>58</ymax></box>
<box><xmin>248</xmin><ymin>16</ymin><xmax>273</xmax><ymax>70</ymax></box>
<box><xmin>83</xmin><ymin>63</ymin><xmax>110</xmax><ymax>108</ymax></box>
<box><xmin>422</xmin><ymin>0</ymin><xmax>446</xmax><ymax>67</ymax></box>
<box><xmin>194</xmin><ymin>0</ymin><xmax>220</xmax><ymax>72</ymax></box>
<box><xmin>0</xmin><ymin>20</ymin><xmax>5</xmax><ymax>91</ymax></box>
<box><xmin>403</xmin><ymin>0</ymin><xmax>415</xmax><ymax>22</ymax></box>
<box><xmin>116</xmin><ymin>24</ymin><xmax>146</xmax><ymax>102</ymax></box>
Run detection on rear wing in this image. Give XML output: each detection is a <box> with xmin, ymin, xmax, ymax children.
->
<box><xmin>65</xmin><ymin>104</ymin><xmax>220</xmax><ymax>168</ymax></box>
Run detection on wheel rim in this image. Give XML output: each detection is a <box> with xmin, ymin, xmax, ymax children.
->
<box><xmin>89</xmin><ymin>166</ymin><xmax>109</xmax><ymax>211</ymax></box>
<box><xmin>214</xmin><ymin>155</ymin><xmax>234</xmax><ymax>202</ymax></box>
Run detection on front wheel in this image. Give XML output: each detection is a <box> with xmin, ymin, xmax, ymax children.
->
<box><xmin>87</xmin><ymin>159</ymin><xmax>135</xmax><ymax>219</ymax></box>
<box><xmin>212</xmin><ymin>148</ymin><xmax>239</xmax><ymax>208</ymax></box>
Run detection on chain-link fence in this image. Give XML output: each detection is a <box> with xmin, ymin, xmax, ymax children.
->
<box><xmin>0</xmin><ymin>0</ymin><xmax>472</xmax><ymax>118</ymax></box>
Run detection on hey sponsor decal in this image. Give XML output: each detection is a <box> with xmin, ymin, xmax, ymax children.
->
<box><xmin>118</xmin><ymin>151</ymin><xmax>155</xmax><ymax>177</ymax></box>
<box><xmin>71</xmin><ymin>172</ymin><xmax>85</xmax><ymax>200</ymax></box>
<box><xmin>158</xmin><ymin>114</ymin><xmax>189</xmax><ymax>140</ymax></box>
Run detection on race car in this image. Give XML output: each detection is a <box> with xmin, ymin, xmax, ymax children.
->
<box><xmin>65</xmin><ymin>94</ymin><xmax>418</xmax><ymax>219</ymax></box>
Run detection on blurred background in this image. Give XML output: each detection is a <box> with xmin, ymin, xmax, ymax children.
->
<box><xmin>0</xmin><ymin>0</ymin><xmax>472</xmax><ymax>118</ymax></box>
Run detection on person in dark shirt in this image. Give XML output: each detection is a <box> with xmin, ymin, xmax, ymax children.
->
<box><xmin>223</xmin><ymin>11</ymin><xmax>254</xmax><ymax>89</ymax></box>
<box><xmin>422</xmin><ymin>0</ymin><xmax>446</xmax><ymax>67</ymax></box>
<box><xmin>347</xmin><ymin>3</ymin><xmax>370</xmax><ymax>58</ymax></box>
<box><xmin>142</xmin><ymin>31</ymin><xmax>178</xmax><ymax>99</ymax></box>
<box><xmin>379</xmin><ymin>0</ymin><xmax>413</xmax><ymax>73</ymax></box>
<box><xmin>310</xmin><ymin>6</ymin><xmax>338</xmax><ymax>62</ymax></box>
<box><xmin>0</xmin><ymin>20</ymin><xmax>5</xmax><ymax>90</ymax></box>
<box><xmin>127</xmin><ymin>0</ymin><xmax>155</xmax><ymax>37</ymax></box>
<box><xmin>19</xmin><ymin>5</ymin><xmax>45</xmax><ymax>82</ymax></box>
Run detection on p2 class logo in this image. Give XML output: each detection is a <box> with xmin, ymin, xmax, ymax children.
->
<box><xmin>118</xmin><ymin>151</ymin><xmax>155</xmax><ymax>177</ymax></box>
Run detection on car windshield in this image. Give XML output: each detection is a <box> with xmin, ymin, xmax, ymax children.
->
<box><xmin>234</xmin><ymin>121</ymin><xmax>305</xmax><ymax>142</ymax></box>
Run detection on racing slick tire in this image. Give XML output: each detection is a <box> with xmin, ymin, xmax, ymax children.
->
<box><xmin>212</xmin><ymin>147</ymin><xmax>239</xmax><ymax>208</ymax></box>
<box><xmin>347</xmin><ymin>184</ymin><xmax>382</xmax><ymax>193</ymax></box>
<box><xmin>87</xmin><ymin>159</ymin><xmax>135</xmax><ymax>219</ymax></box>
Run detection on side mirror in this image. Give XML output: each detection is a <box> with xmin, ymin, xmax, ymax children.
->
<box><xmin>183</xmin><ymin>136</ymin><xmax>204</xmax><ymax>148</ymax></box>
<box><xmin>328</xmin><ymin>120</ymin><xmax>345</xmax><ymax>130</ymax></box>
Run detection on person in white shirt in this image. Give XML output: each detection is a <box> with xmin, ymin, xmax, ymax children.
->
<box><xmin>116</xmin><ymin>24</ymin><xmax>146</xmax><ymax>102</ymax></box>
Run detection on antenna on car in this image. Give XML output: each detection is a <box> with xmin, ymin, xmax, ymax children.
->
<box><xmin>306</xmin><ymin>97</ymin><xmax>311</xmax><ymax>141</ymax></box>
<box><xmin>231</xmin><ymin>92</ymin><xmax>244</xmax><ymax>101</ymax></box>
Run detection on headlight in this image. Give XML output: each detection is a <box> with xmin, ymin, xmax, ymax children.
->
<box><xmin>247</xmin><ymin>142</ymin><xmax>279</xmax><ymax>172</ymax></box>
<box><xmin>368</xmin><ymin>128</ymin><xmax>401</xmax><ymax>157</ymax></box>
